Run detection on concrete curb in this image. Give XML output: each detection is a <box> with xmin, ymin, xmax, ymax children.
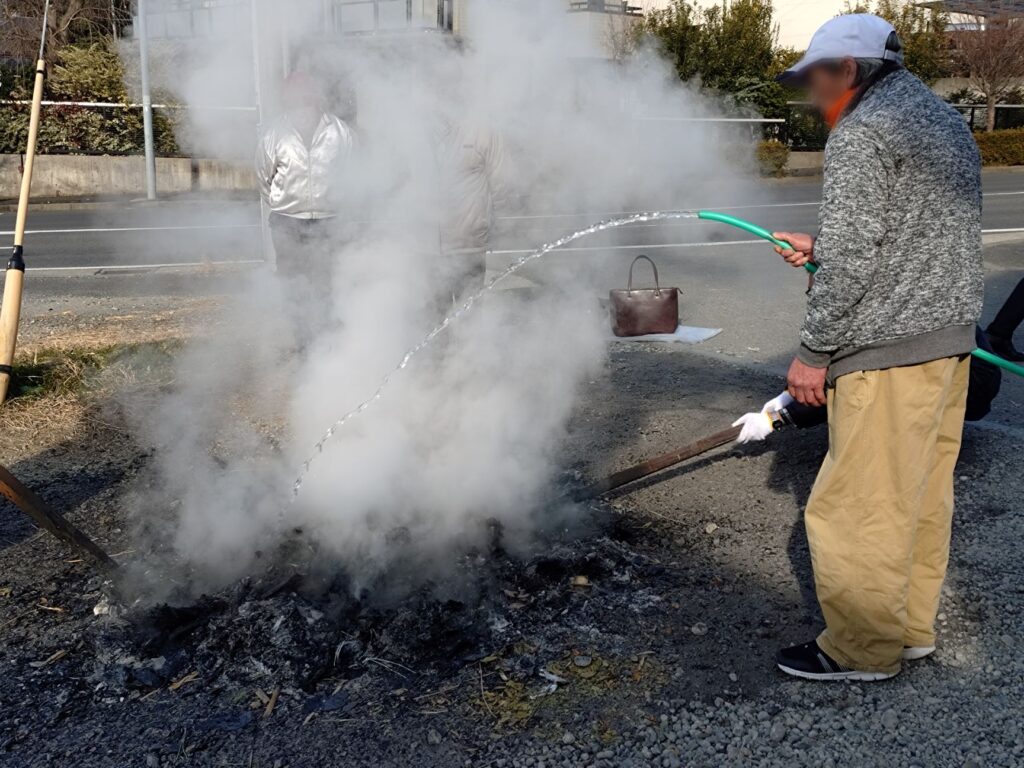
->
<box><xmin>0</xmin><ymin>195</ymin><xmax>258</xmax><ymax>214</ymax></box>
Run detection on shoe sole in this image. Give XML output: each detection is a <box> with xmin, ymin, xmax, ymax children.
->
<box><xmin>902</xmin><ymin>646</ymin><xmax>936</xmax><ymax>661</ymax></box>
<box><xmin>777</xmin><ymin>663</ymin><xmax>898</xmax><ymax>682</ymax></box>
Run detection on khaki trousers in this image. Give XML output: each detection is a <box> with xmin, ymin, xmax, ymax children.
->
<box><xmin>807</xmin><ymin>356</ymin><xmax>970</xmax><ymax>674</ymax></box>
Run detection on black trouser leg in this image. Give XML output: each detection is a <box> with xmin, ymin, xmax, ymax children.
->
<box><xmin>269</xmin><ymin>214</ymin><xmax>336</xmax><ymax>341</ymax></box>
<box><xmin>987</xmin><ymin>276</ymin><xmax>1024</xmax><ymax>340</ymax></box>
<box><xmin>269</xmin><ymin>213</ymin><xmax>305</xmax><ymax>274</ymax></box>
<box><xmin>443</xmin><ymin>249</ymin><xmax>487</xmax><ymax>309</ymax></box>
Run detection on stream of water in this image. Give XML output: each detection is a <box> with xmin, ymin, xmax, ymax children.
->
<box><xmin>290</xmin><ymin>210</ymin><xmax>700</xmax><ymax>500</ymax></box>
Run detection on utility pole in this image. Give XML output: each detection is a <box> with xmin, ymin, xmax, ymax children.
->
<box><xmin>137</xmin><ymin>0</ymin><xmax>158</xmax><ymax>200</ymax></box>
<box><xmin>251</xmin><ymin>0</ymin><xmax>271</xmax><ymax>265</ymax></box>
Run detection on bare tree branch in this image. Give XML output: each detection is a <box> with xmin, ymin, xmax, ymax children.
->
<box><xmin>953</xmin><ymin>11</ymin><xmax>1024</xmax><ymax>131</ymax></box>
<box><xmin>0</xmin><ymin>0</ymin><xmax>131</xmax><ymax>59</ymax></box>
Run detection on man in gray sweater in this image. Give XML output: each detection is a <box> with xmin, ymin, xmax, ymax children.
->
<box><xmin>769</xmin><ymin>14</ymin><xmax>984</xmax><ymax>681</ymax></box>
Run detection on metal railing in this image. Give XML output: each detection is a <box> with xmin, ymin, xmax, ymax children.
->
<box><xmin>0</xmin><ymin>101</ymin><xmax>258</xmax><ymax>157</ymax></box>
<box><xmin>779</xmin><ymin>101</ymin><xmax>1024</xmax><ymax>152</ymax></box>
<box><xmin>568</xmin><ymin>1</ymin><xmax>643</xmax><ymax>15</ymax></box>
<box><xmin>134</xmin><ymin>0</ymin><xmax>252</xmax><ymax>40</ymax></box>
<box><xmin>134</xmin><ymin>0</ymin><xmax>456</xmax><ymax>39</ymax></box>
<box><xmin>950</xmin><ymin>103</ymin><xmax>1024</xmax><ymax>131</ymax></box>
<box><xmin>329</xmin><ymin>0</ymin><xmax>454</xmax><ymax>33</ymax></box>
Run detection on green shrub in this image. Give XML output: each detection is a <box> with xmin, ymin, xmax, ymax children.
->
<box><xmin>0</xmin><ymin>42</ymin><xmax>179</xmax><ymax>156</ymax></box>
<box><xmin>757</xmin><ymin>138</ymin><xmax>791</xmax><ymax>176</ymax></box>
<box><xmin>974</xmin><ymin>128</ymin><xmax>1024</xmax><ymax>166</ymax></box>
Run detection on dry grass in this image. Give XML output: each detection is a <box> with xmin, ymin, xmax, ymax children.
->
<box><xmin>0</xmin><ymin>342</ymin><xmax>181</xmax><ymax>461</ymax></box>
<box><xmin>0</xmin><ymin>391</ymin><xmax>90</xmax><ymax>451</ymax></box>
<box><xmin>0</xmin><ymin>300</ymin><xmax>216</xmax><ymax>460</ymax></box>
<box><xmin>15</xmin><ymin>300</ymin><xmax>218</xmax><ymax>358</ymax></box>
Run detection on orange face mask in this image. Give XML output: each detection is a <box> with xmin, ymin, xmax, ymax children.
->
<box><xmin>824</xmin><ymin>88</ymin><xmax>857</xmax><ymax>128</ymax></box>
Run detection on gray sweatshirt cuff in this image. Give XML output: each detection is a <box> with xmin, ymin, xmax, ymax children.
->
<box><xmin>797</xmin><ymin>343</ymin><xmax>832</xmax><ymax>369</ymax></box>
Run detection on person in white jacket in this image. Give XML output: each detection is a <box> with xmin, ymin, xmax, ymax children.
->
<box><xmin>433</xmin><ymin>119</ymin><xmax>507</xmax><ymax>309</ymax></box>
<box><xmin>256</xmin><ymin>71</ymin><xmax>355</xmax><ymax>282</ymax></box>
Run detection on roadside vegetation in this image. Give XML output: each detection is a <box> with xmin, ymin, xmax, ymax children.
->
<box><xmin>975</xmin><ymin>128</ymin><xmax>1024</xmax><ymax>167</ymax></box>
<box><xmin>0</xmin><ymin>299</ymin><xmax>213</xmax><ymax>459</ymax></box>
<box><xmin>7</xmin><ymin>340</ymin><xmax>180</xmax><ymax>403</ymax></box>
<box><xmin>756</xmin><ymin>138</ymin><xmax>790</xmax><ymax>176</ymax></box>
<box><xmin>0</xmin><ymin>42</ymin><xmax>179</xmax><ymax>156</ymax></box>
<box><xmin>0</xmin><ymin>1</ymin><xmax>1021</xmax><ymax>164</ymax></box>
<box><xmin>635</xmin><ymin>0</ymin><xmax>1023</xmax><ymax>162</ymax></box>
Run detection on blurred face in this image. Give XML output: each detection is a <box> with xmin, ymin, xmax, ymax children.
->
<box><xmin>806</xmin><ymin>58</ymin><xmax>859</xmax><ymax>115</ymax></box>
<box><xmin>283</xmin><ymin>74</ymin><xmax>324</xmax><ymax>115</ymax></box>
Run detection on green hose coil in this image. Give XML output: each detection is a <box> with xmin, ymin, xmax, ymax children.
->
<box><xmin>971</xmin><ymin>347</ymin><xmax>1024</xmax><ymax>379</ymax></box>
<box><xmin>696</xmin><ymin>210</ymin><xmax>1024</xmax><ymax>379</ymax></box>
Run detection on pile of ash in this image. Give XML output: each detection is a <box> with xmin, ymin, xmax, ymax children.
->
<box><xmin>78</xmin><ymin>518</ymin><xmax>677</xmax><ymax>722</ymax></box>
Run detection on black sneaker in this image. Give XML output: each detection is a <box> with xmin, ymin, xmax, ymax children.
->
<box><xmin>986</xmin><ymin>332</ymin><xmax>1024</xmax><ymax>362</ymax></box>
<box><xmin>776</xmin><ymin>640</ymin><xmax>898</xmax><ymax>682</ymax></box>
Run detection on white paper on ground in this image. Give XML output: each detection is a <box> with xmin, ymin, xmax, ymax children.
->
<box><xmin>610</xmin><ymin>325</ymin><xmax>722</xmax><ymax>345</ymax></box>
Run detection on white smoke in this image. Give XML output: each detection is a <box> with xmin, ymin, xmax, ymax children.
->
<box><xmin>126</xmin><ymin>0</ymin><xmax>757</xmax><ymax>597</ymax></box>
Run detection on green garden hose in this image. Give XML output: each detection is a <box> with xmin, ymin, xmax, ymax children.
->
<box><xmin>971</xmin><ymin>348</ymin><xmax>1024</xmax><ymax>378</ymax></box>
<box><xmin>697</xmin><ymin>210</ymin><xmax>795</xmax><ymax>251</ymax></box>
<box><xmin>697</xmin><ymin>210</ymin><xmax>1024</xmax><ymax>379</ymax></box>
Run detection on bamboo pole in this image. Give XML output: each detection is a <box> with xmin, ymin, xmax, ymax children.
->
<box><xmin>0</xmin><ymin>58</ymin><xmax>47</xmax><ymax>405</ymax></box>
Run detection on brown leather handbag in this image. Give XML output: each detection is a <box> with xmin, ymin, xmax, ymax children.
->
<box><xmin>610</xmin><ymin>255</ymin><xmax>680</xmax><ymax>337</ymax></box>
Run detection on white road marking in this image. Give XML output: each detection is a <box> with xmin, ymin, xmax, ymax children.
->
<box><xmin>497</xmin><ymin>202</ymin><xmax>821</xmax><ymax>221</ymax></box>
<box><xmin>490</xmin><ymin>239</ymin><xmax>764</xmax><ymax>255</ymax></box>
<box><xmin>490</xmin><ymin>228</ymin><xmax>1024</xmax><ymax>256</ymax></box>
<box><xmin>0</xmin><ymin>224</ymin><xmax>260</xmax><ymax>236</ymax></box>
<box><xmin>18</xmin><ymin>228</ymin><xmax>1024</xmax><ymax>272</ymax></box>
<box><xmin>496</xmin><ymin>191</ymin><xmax>1024</xmax><ymax>221</ymax></box>
<box><xmin>29</xmin><ymin>259</ymin><xmax>264</xmax><ymax>273</ymax></box>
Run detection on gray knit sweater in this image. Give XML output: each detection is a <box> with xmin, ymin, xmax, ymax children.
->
<box><xmin>798</xmin><ymin>68</ymin><xmax>984</xmax><ymax>380</ymax></box>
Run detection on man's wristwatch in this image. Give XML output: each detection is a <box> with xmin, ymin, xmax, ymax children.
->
<box><xmin>767</xmin><ymin>410</ymin><xmax>788</xmax><ymax>432</ymax></box>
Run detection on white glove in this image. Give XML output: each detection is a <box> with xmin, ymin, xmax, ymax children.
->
<box><xmin>762</xmin><ymin>391</ymin><xmax>794</xmax><ymax>415</ymax></box>
<box><xmin>732</xmin><ymin>412</ymin><xmax>775</xmax><ymax>444</ymax></box>
<box><xmin>732</xmin><ymin>391</ymin><xmax>793</xmax><ymax>444</ymax></box>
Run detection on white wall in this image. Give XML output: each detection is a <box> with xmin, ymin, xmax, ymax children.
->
<box><xmin>564</xmin><ymin>9</ymin><xmax>641</xmax><ymax>58</ymax></box>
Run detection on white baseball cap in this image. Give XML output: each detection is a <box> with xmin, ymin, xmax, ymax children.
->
<box><xmin>777</xmin><ymin>14</ymin><xmax>904</xmax><ymax>85</ymax></box>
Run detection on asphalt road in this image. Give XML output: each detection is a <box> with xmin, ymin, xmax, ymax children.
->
<box><xmin>2</xmin><ymin>170</ymin><xmax>1022</xmax><ymax>430</ymax></box>
<box><xmin>1</xmin><ymin>170</ymin><xmax>1022</xmax><ymax>273</ymax></box>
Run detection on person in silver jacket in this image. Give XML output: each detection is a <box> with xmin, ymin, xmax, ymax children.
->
<box><xmin>256</xmin><ymin>71</ymin><xmax>355</xmax><ymax>282</ymax></box>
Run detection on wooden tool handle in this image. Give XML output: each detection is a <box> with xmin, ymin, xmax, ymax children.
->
<box><xmin>581</xmin><ymin>424</ymin><xmax>742</xmax><ymax>499</ymax></box>
<box><xmin>0</xmin><ymin>464</ymin><xmax>118</xmax><ymax>573</ymax></box>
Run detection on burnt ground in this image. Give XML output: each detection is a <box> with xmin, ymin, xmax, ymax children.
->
<box><xmin>1</xmin><ymin>304</ymin><xmax>1023</xmax><ymax>768</ymax></box>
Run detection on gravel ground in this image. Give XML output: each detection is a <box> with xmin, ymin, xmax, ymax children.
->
<box><xmin>0</xmin><ymin>301</ymin><xmax>1022</xmax><ymax>767</ymax></box>
<box><xmin>492</xmin><ymin>346</ymin><xmax>1024</xmax><ymax>768</ymax></box>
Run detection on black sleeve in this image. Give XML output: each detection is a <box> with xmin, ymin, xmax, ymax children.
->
<box><xmin>782</xmin><ymin>401</ymin><xmax>829</xmax><ymax>430</ymax></box>
<box><xmin>966</xmin><ymin>327</ymin><xmax>1002</xmax><ymax>422</ymax></box>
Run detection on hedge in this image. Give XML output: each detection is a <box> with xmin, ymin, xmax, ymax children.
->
<box><xmin>974</xmin><ymin>128</ymin><xmax>1024</xmax><ymax>167</ymax></box>
<box><xmin>0</xmin><ymin>43</ymin><xmax>179</xmax><ymax>156</ymax></box>
<box><xmin>757</xmin><ymin>139</ymin><xmax>791</xmax><ymax>177</ymax></box>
